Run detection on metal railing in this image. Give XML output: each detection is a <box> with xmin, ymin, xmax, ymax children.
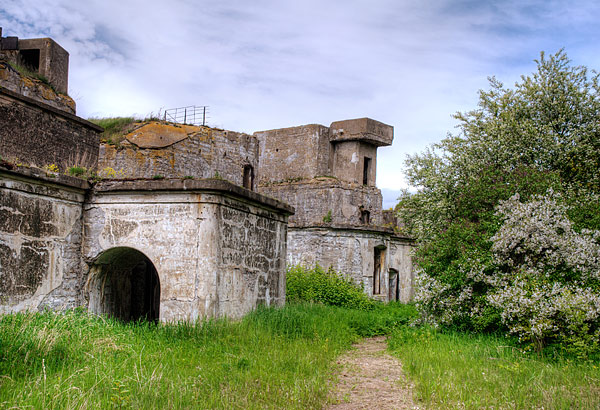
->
<box><xmin>161</xmin><ymin>105</ymin><xmax>209</xmax><ymax>126</ymax></box>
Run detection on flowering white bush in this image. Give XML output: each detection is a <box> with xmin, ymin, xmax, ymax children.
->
<box><xmin>487</xmin><ymin>193</ymin><xmax>600</xmax><ymax>352</ymax></box>
<box><xmin>415</xmin><ymin>193</ymin><xmax>600</xmax><ymax>353</ymax></box>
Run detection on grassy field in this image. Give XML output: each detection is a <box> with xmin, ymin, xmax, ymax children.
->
<box><xmin>0</xmin><ymin>303</ymin><xmax>411</xmax><ymax>409</ymax></box>
<box><xmin>1</xmin><ymin>304</ymin><xmax>598</xmax><ymax>409</ymax></box>
<box><xmin>389</xmin><ymin>326</ymin><xmax>600</xmax><ymax>410</ymax></box>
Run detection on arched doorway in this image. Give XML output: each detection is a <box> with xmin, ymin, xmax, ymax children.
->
<box><xmin>87</xmin><ymin>247</ymin><xmax>160</xmax><ymax>323</ymax></box>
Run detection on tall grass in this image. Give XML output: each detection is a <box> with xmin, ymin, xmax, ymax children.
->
<box><xmin>0</xmin><ymin>304</ymin><xmax>415</xmax><ymax>409</ymax></box>
<box><xmin>87</xmin><ymin>117</ymin><xmax>136</xmax><ymax>146</ymax></box>
<box><xmin>389</xmin><ymin>326</ymin><xmax>600</xmax><ymax>410</ymax></box>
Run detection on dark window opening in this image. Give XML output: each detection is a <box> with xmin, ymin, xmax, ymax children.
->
<box><xmin>360</xmin><ymin>209</ymin><xmax>370</xmax><ymax>225</ymax></box>
<box><xmin>373</xmin><ymin>247</ymin><xmax>384</xmax><ymax>295</ymax></box>
<box><xmin>243</xmin><ymin>165</ymin><xmax>254</xmax><ymax>191</ymax></box>
<box><xmin>19</xmin><ymin>49</ymin><xmax>40</xmax><ymax>73</ymax></box>
<box><xmin>363</xmin><ymin>157</ymin><xmax>371</xmax><ymax>185</ymax></box>
<box><xmin>88</xmin><ymin>247</ymin><xmax>160</xmax><ymax>323</ymax></box>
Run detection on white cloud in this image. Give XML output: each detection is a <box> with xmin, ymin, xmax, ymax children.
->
<box><xmin>3</xmin><ymin>0</ymin><xmax>600</xmax><ymax>205</ymax></box>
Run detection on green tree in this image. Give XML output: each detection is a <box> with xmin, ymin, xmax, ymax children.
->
<box><xmin>398</xmin><ymin>50</ymin><xmax>600</xmax><ymax>339</ymax></box>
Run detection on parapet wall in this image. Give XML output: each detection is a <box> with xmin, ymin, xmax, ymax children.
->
<box><xmin>98</xmin><ymin>122</ymin><xmax>259</xmax><ymax>188</ymax></box>
<box><xmin>0</xmin><ymin>87</ymin><xmax>101</xmax><ymax>171</ymax></box>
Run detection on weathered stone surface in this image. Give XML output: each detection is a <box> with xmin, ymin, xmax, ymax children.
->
<box><xmin>98</xmin><ymin>124</ymin><xmax>259</xmax><ymax>188</ymax></box>
<box><xmin>0</xmin><ymin>87</ymin><xmax>101</xmax><ymax>172</ymax></box>
<box><xmin>287</xmin><ymin>228</ymin><xmax>413</xmax><ymax>302</ymax></box>
<box><xmin>329</xmin><ymin>118</ymin><xmax>393</xmax><ymax>147</ymax></box>
<box><xmin>0</xmin><ymin>169</ymin><xmax>87</xmax><ymax>312</ymax></box>
<box><xmin>259</xmin><ymin>179</ymin><xmax>383</xmax><ymax>227</ymax></box>
<box><xmin>0</xmin><ymin>61</ymin><xmax>75</xmax><ymax>113</ymax></box>
<box><xmin>125</xmin><ymin>122</ymin><xmax>192</xmax><ymax>148</ymax></box>
<box><xmin>83</xmin><ymin>182</ymin><xmax>290</xmax><ymax>321</ymax></box>
<box><xmin>254</xmin><ymin>124</ymin><xmax>331</xmax><ymax>185</ymax></box>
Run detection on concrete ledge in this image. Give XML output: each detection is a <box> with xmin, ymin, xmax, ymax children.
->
<box><xmin>94</xmin><ymin>178</ymin><xmax>295</xmax><ymax>215</ymax></box>
<box><xmin>329</xmin><ymin>118</ymin><xmax>393</xmax><ymax>147</ymax></box>
<box><xmin>0</xmin><ymin>164</ymin><xmax>90</xmax><ymax>191</ymax></box>
<box><xmin>289</xmin><ymin>224</ymin><xmax>413</xmax><ymax>241</ymax></box>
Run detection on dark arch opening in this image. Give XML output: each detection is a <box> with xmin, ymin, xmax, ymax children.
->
<box><xmin>88</xmin><ymin>247</ymin><xmax>160</xmax><ymax>323</ymax></box>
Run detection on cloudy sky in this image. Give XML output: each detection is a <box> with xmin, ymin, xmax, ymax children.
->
<box><xmin>2</xmin><ymin>0</ymin><xmax>600</xmax><ymax>207</ymax></box>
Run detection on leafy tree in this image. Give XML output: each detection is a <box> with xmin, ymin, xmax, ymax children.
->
<box><xmin>398</xmin><ymin>50</ymin><xmax>600</xmax><ymax>351</ymax></box>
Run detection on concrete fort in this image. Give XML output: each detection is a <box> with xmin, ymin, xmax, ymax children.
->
<box><xmin>0</xmin><ymin>29</ymin><xmax>414</xmax><ymax>322</ymax></box>
<box><xmin>0</xmin><ymin>167</ymin><xmax>292</xmax><ymax>321</ymax></box>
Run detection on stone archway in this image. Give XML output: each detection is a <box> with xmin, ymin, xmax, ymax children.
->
<box><xmin>87</xmin><ymin>247</ymin><xmax>160</xmax><ymax>323</ymax></box>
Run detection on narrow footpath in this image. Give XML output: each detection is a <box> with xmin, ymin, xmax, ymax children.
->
<box><xmin>327</xmin><ymin>336</ymin><xmax>417</xmax><ymax>410</ymax></box>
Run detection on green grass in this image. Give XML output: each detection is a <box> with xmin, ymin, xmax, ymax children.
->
<box><xmin>87</xmin><ymin>117</ymin><xmax>136</xmax><ymax>146</ymax></box>
<box><xmin>389</xmin><ymin>326</ymin><xmax>600</xmax><ymax>409</ymax></box>
<box><xmin>2</xmin><ymin>304</ymin><xmax>597</xmax><ymax>409</ymax></box>
<box><xmin>0</xmin><ymin>303</ymin><xmax>414</xmax><ymax>409</ymax></box>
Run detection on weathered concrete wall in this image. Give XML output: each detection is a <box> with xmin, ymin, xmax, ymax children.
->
<box><xmin>331</xmin><ymin>141</ymin><xmax>378</xmax><ymax>186</ymax></box>
<box><xmin>0</xmin><ymin>87</ymin><xmax>101</xmax><ymax>171</ymax></box>
<box><xmin>0</xmin><ymin>61</ymin><xmax>75</xmax><ymax>113</ymax></box>
<box><xmin>18</xmin><ymin>38</ymin><xmax>70</xmax><ymax>95</ymax></box>
<box><xmin>0</xmin><ymin>167</ymin><xmax>89</xmax><ymax>312</ymax></box>
<box><xmin>98</xmin><ymin>122</ymin><xmax>259</xmax><ymax>188</ymax></box>
<box><xmin>255</xmin><ymin>118</ymin><xmax>393</xmax><ymax>187</ymax></box>
<box><xmin>254</xmin><ymin>124</ymin><xmax>331</xmax><ymax>184</ymax></box>
<box><xmin>259</xmin><ymin>179</ymin><xmax>383</xmax><ymax>227</ymax></box>
<box><xmin>83</xmin><ymin>179</ymin><xmax>292</xmax><ymax>321</ymax></box>
<box><xmin>287</xmin><ymin>227</ymin><xmax>413</xmax><ymax>302</ymax></box>
<box><xmin>1</xmin><ymin>36</ymin><xmax>70</xmax><ymax>95</ymax></box>
<box><xmin>330</xmin><ymin>118</ymin><xmax>394</xmax><ymax>146</ymax></box>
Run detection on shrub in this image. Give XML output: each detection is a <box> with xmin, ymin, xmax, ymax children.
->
<box><xmin>415</xmin><ymin>192</ymin><xmax>600</xmax><ymax>354</ymax></box>
<box><xmin>67</xmin><ymin>166</ymin><xmax>86</xmax><ymax>177</ymax></box>
<box><xmin>286</xmin><ymin>264</ymin><xmax>377</xmax><ymax>310</ymax></box>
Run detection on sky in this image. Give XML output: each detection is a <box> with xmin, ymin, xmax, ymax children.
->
<box><xmin>2</xmin><ymin>0</ymin><xmax>600</xmax><ymax>208</ymax></box>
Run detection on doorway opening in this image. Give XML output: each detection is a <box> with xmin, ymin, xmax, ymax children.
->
<box><xmin>373</xmin><ymin>246</ymin><xmax>385</xmax><ymax>295</ymax></box>
<box><xmin>87</xmin><ymin>247</ymin><xmax>160</xmax><ymax>323</ymax></box>
<box><xmin>388</xmin><ymin>268</ymin><xmax>399</xmax><ymax>301</ymax></box>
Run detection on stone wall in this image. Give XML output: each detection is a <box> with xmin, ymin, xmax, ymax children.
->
<box><xmin>0</xmin><ymin>167</ymin><xmax>89</xmax><ymax>312</ymax></box>
<box><xmin>98</xmin><ymin>122</ymin><xmax>259</xmax><ymax>189</ymax></box>
<box><xmin>259</xmin><ymin>179</ymin><xmax>383</xmax><ymax>227</ymax></box>
<box><xmin>83</xmin><ymin>179</ymin><xmax>292</xmax><ymax>321</ymax></box>
<box><xmin>0</xmin><ymin>87</ymin><xmax>100</xmax><ymax>171</ymax></box>
<box><xmin>254</xmin><ymin>124</ymin><xmax>331</xmax><ymax>184</ymax></box>
<box><xmin>287</xmin><ymin>227</ymin><xmax>413</xmax><ymax>302</ymax></box>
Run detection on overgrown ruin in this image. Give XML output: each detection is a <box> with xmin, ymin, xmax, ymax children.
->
<box><xmin>0</xmin><ymin>30</ymin><xmax>413</xmax><ymax>321</ymax></box>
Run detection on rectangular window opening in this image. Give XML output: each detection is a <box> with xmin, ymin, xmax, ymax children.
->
<box><xmin>363</xmin><ymin>157</ymin><xmax>371</xmax><ymax>185</ymax></box>
<box><xmin>19</xmin><ymin>49</ymin><xmax>40</xmax><ymax>73</ymax></box>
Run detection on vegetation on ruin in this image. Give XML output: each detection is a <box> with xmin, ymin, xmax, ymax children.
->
<box><xmin>396</xmin><ymin>50</ymin><xmax>600</xmax><ymax>354</ymax></box>
<box><xmin>286</xmin><ymin>264</ymin><xmax>376</xmax><ymax>310</ymax></box>
<box><xmin>88</xmin><ymin>117</ymin><xmax>137</xmax><ymax>146</ymax></box>
<box><xmin>3</xmin><ymin>60</ymin><xmax>60</xmax><ymax>94</ymax></box>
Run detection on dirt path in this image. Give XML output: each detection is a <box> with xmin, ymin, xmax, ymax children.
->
<box><xmin>327</xmin><ymin>336</ymin><xmax>417</xmax><ymax>410</ymax></box>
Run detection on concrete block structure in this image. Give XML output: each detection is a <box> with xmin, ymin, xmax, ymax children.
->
<box><xmin>0</xmin><ymin>28</ymin><xmax>69</xmax><ymax>94</ymax></box>
<box><xmin>255</xmin><ymin>119</ymin><xmax>414</xmax><ymax>302</ymax></box>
